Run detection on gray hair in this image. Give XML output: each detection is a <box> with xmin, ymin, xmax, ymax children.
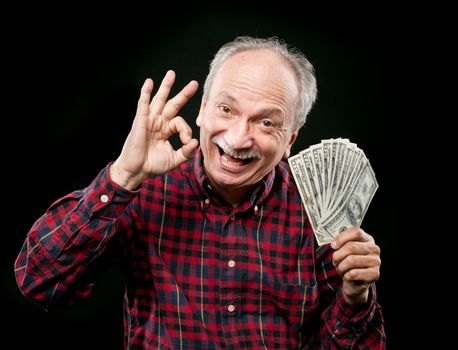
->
<box><xmin>203</xmin><ymin>36</ymin><xmax>317</xmax><ymax>131</ymax></box>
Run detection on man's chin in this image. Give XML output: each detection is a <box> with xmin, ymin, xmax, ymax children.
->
<box><xmin>208</xmin><ymin>171</ymin><xmax>250</xmax><ymax>188</ymax></box>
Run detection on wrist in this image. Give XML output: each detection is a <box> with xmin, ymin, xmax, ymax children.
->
<box><xmin>109</xmin><ymin>162</ymin><xmax>144</xmax><ymax>190</ymax></box>
<box><xmin>342</xmin><ymin>287</ymin><xmax>369</xmax><ymax>305</ymax></box>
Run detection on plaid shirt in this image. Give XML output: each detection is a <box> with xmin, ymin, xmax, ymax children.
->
<box><xmin>15</xmin><ymin>150</ymin><xmax>385</xmax><ymax>349</ymax></box>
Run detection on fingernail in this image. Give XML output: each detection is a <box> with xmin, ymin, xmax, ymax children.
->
<box><xmin>331</xmin><ymin>241</ymin><xmax>337</xmax><ymax>249</ymax></box>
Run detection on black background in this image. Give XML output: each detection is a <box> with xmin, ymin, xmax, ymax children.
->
<box><xmin>2</xmin><ymin>6</ymin><xmax>411</xmax><ymax>349</ymax></box>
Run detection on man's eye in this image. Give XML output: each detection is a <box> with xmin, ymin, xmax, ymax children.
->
<box><xmin>262</xmin><ymin>120</ymin><xmax>273</xmax><ymax>127</ymax></box>
<box><xmin>219</xmin><ymin>106</ymin><xmax>230</xmax><ymax>113</ymax></box>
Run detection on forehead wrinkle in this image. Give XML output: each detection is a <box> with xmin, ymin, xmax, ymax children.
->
<box><xmin>215</xmin><ymin>91</ymin><xmax>238</xmax><ymax>103</ymax></box>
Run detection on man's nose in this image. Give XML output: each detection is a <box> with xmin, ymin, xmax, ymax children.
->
<box><xmin>226</xmin><ymin>120</ymin><xmax>254</xmax><ymax>149</ymax></box>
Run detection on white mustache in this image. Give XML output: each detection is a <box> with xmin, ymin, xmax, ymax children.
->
<box><xmin>213</xmin><ymin>138</ymin><xmax>261</xmax><ymax>160</ymax></box>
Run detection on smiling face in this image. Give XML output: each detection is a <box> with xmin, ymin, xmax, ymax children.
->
<box><xmin>197</xmin><ymin>49</ymin><xmax>299</xmax><ymax>205</ymax></box>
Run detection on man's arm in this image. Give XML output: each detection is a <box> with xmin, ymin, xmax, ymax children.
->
<box><xmin>14</xmin><ymin>71</ymin><xmax>200</xmax><ymax>308</ymax></box>
<box><xmin>315</xmin><ymin>228</ymin><xmax>386</xmax><ymax>349</ymax></box>
<box><xmin>14</xmin><ymin>165</ymin><xmax>138</xmax><ymax>308</ymax></box>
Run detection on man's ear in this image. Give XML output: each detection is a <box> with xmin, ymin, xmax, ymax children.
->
<box><xmin>196</xmin><ymin>99</ymin><xmax>206</xmax><ymax>127</ymax></box>
<box><xmin>283</xmin><ymin>130</ymin><xmax>299</xmax><ymax>159</ymax></box>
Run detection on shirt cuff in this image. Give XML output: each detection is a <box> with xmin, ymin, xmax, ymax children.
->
<box><xmin>336</xmin><ymin>284</ymin><xmax>377</xmax><ymax>331</ymax></box>
<box><xmin>84</xmin><ymin>162</ymin><xmax>139</xmax><ymax>217</ymax></box>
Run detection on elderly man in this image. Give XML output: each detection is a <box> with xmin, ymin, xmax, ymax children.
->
<box><xmin>15</xmin><ymin>36</ymin><xmax>385</xmax><ymax>349</ymax></box>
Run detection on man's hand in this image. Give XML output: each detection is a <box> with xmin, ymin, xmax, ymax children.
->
<box><xmin>110</xmin><ymin>71</ymin><xmax>199</xmax><ymax>190</ymax></box>
<box><xmin>331</xmin><ymin>227</ymin><xmax>381</xmax><ymax>305</ymax></box>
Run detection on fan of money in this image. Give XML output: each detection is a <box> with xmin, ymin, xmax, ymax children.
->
<box><xmin>288</xmin><ymin>138</ymin><xmax>378</xmax><ymax>246</ymax></box>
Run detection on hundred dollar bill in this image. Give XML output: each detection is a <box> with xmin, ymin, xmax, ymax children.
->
<box><xmin>289</xmin><ymin>154</ymin><xmax>332</xmax><ymax>245</ymax></box>
<box><xmin>326</xmin><ymin>146</ymin><xmax>363</xmax><ymax>216</ymax></box>
<box><xmin>327</xmin><ymin>140</ymin><xmax>348</xmax><ymax>211</ymax></box>
<box><xmin>321</xmin><ymin>161</ymin><xmax>378</xmax><ymax>238</ymax></box>
<box><xmin>321</xmin><ymin>140</ymin><xmax>332</xmax><ymax>209</ymax></box>
<box><xmin>288</xmin><ymin>138</ymin><xmax>378</xmax><ymax>246</ymax></box>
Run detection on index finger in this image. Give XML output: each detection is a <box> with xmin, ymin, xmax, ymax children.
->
<box><xmin>331</xmin><ymin>227</ymin><xmax>371</xmax><ymax>249</ymax></box>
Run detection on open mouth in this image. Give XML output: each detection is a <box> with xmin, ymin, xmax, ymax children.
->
<box><xmin>217</xmin><ymin>145</ymin><xmax>255</xmax><ymax>166</ymax></box>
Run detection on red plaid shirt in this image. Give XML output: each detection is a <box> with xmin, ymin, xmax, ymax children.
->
<box><xmin>15</xmin><ymin>150</ymin><xmax>385</xmax><ymax>349</ymax></box>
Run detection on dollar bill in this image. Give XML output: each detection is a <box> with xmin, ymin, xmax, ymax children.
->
<box><xmin>288</xmin><ymin>139</ymin><xmax>378</xmax><ymax>246</ymax></box>
<box><xmin>288</xmin><ymin>154</ymin><xmax>321</xmax><ymax>232</ymax></box>
<box><xmin>321</xmin><ymin>162</ymin><xmax>378</xmax><ymax>237</ymax></box>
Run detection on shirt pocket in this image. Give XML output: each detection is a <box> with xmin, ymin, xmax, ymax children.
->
<box><xmin>264</xmin><ymin>280</ymin><xmax>319</xmax><ymax>333</ymax></box>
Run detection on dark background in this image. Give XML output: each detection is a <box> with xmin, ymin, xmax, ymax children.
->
<box><xmin>2</xmin><ymin>6</ymin><xmax>411</xmax><ymax>349</ymax></box>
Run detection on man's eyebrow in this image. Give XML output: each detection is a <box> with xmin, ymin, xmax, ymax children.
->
<box><xmin>216</xmin><ymin>91</ymin><xmax>282</xmax><ymax>117</ymax></box>
<box><xmin>259</xmin><ymin>108</ymin><xmax>282</xmax><ymax>117</ymax></box>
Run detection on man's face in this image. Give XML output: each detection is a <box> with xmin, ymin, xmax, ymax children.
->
<box><xmin>197</xmin><ymin>49</ymin><xmax>299</xmax><ymax>194</ymax></box>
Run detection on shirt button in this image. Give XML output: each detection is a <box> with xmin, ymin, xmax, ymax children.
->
<box><xmin>227</xmin><ymin>304</ymin><xmax>235</xmax><ymax>312</ymax></box>
<box><xmin>228</xmin><ymin>260</ymin><xmax>235</xmax><ymax>268</ymax></box>
<box><xmin>204</xmin><ymin>198</ymin><xmax>210</xmax><ymax>205</ymax></box>
<box><xmin>100</xmin><ymin>194</ymin><xmax>109</xmax><ymax>203</ymax></box>
<box><xmin>229</xmin><ymin>214</ymin><xmax>236</xmax><ymax>221</ymax></box>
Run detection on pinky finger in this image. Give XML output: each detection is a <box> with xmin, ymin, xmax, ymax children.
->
<box><xmin>136</xmin><ymin>79</ymin><xmax>154</xmax><ymax>116</ymax></box>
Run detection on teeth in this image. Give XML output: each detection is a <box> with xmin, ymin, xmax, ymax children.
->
<box><xmin>221</xmin><ymin>154</ymin><xmax>244</xmax><ymax>166</ymax></box>
<box><xmin>229</xmin><ymin>152</ymin><xmax>249</xmax><ymax>160</ymax></box>
<box><xmin>221</xmin><ymin>148</ymin><xmax>251</xmax><ymax>160</ymax></box>
<box><xmin>214</xmin><ymin>139</ymin><xmax>261</xmax><ymax>161</ymax></box>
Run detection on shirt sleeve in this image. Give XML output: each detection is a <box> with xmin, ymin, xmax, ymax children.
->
<box><xmin>14</xmin><ymin>163</ymin><xmax>139</xmax><ymax>309</ymax></box>
<box><xmin>315</xmin><ymin>243</ymin><xmax>386</xmax><ymax>349</ymax></box>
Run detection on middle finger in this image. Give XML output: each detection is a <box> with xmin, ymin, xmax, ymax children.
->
<box><xmin>150</xmin><ymin>70</ymin><xmax>176</xmax><ymax>116</ymax></box>
<box><xmin>333</xmin><ymin>241</ymin><xmax>379</xmax><ymax>265</ymax></box>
